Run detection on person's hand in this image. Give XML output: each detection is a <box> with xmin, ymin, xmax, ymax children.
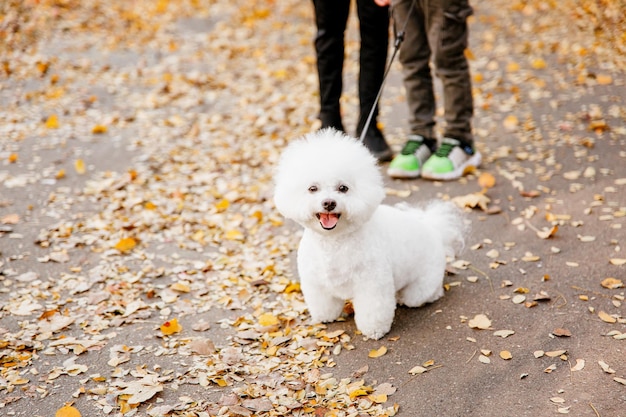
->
<box><xmin>374</xmin><ymin>0</ymin><xmax>390</xmax><ymax>6</ymax></box>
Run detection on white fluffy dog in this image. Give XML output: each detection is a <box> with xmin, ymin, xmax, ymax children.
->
<box><xmin>274</xmin><ymin>129</ymin><xmax>466</xmax><ymax>340</ymax></box>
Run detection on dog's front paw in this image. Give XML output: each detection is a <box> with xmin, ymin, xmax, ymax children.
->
<box><xmin>306</xmin><ymin>297</ymin><xmax>345</xmax><ymax>324</ymax></box>
<box><xmin>361</xmin><ymin>329</ymin><xmax>388</xmax><ymax>340</ymax></box>
<box><xmin>310</xmin><ymin>312</ymin><xmax>341</xmax><ymax>324</ymax></box>
<box><xmin>357</xmin><ymin>322</ymin><xmax>391</xmax><ymax>340</ymax></box>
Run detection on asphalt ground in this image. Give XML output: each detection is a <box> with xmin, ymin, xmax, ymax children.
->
<box><xmin>0</xmin><ymin>1</ymin><xmax>625</xmax><ymax>416</ymax></box>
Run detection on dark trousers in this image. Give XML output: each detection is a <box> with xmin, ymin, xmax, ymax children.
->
<box><xmin>312</xmin><ymin>0</ymin><xmax>389</xmax><ymax>134</ymax></box>
<box><xmin>393</xmin><ymin>0</ymin><xmax>474</xmax><ymax>145</ymax></box>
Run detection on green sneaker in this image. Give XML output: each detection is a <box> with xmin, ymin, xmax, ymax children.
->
<box><xmin>421</xmin><ymin>137</ymin><xmax>482</xmax><ymax>181</ymax></box>
<box><xmin>387</xmin><ymin>135</ymin><xmax>433</xmax><ymax>179</ymax></box>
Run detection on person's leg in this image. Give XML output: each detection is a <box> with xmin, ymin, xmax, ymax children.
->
<box><xmin>355</xmin><ymin>0</ymin><xmax>389</xmax><ymax>136</ymax></box>
<box><xmin>355</xmin><ymin>0</ymin><xmax>392</xmax><ymax>161</ymax></box>
<box><xmin>387</xmin><ymin>0</ymin><xmax>437</xmax><ymax>178</ymax></box>
<box><xmin>420</xmin><ymin>0</ymin><xmax>481</xmax><ymax>180</ymax></box>
<box><xmin>431</xmin><ymin>0</ymin><xmax>474</xmax><ymax>146</ymax></box>
<box><xmin>312</xmin><ymin>0</ymin><xmax>351</xmax><ymax>131</ymax></box>
<box><xmin>395</xmin><ymin>0</ymin><xmax>436</xmax><ymax>141</ymax></box>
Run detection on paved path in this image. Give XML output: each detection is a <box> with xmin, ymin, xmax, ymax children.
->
<box><xmin>1</xmin><ymin>1</ymin><xmax>624</xmax><ymax>416</ymax></box>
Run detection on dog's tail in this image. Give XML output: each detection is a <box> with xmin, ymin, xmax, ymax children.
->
<box><xmin>421</xmin><ymin>200</ymin><xmax>467</xmax><ymax>258</ymax></box>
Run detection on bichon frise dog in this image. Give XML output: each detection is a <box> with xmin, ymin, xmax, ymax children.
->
<box><xmin>274</xmin><ymin>129</ymin><xmax>466</xmax><ymax>340</ymax></box>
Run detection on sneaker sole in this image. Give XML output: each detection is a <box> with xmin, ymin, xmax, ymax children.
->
<box><xmin>387</xmin><ymin>167</ymin><xmax>421</xmax><ymax>179</ymax></box>
<box><xmin>421</xmin><ymin>152</ymin><xmax>483</xmax><ymax>181</ymax></box>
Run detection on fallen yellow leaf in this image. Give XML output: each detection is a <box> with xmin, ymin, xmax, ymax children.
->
<box><xmin>55</xmin><ymin>405</ymin><xmax>81</xmax><ymax>417</ymax></box>
<box><xmin>348</xmin><ymin>385</ymin><xmax>372</xmax><ymax>399</ymax></box>
<box><xmin>368</xmin><ymin>393</ymin><xmax>388</xmax><ymax>403</ymax></box>
<box><xmin>114</xmin><ymin>237</ymin><xmax>137</xmax><ymax>252</ymax></box>
<box><xmin>258</xmin><ymin>313</ymin><xmax>279</xmax><ymax>327</ymax></box>
<box><xmin>506</xmin><ymin>62</ymin><xmax>520</xmax><ymax>72</ymax></box>
<box><xmin>170</xmin><ymin>282</ymin><xmax>190</xmax><ymax>293</ymax></box>
<box><xmin>45</xmin><ymin>114</ymin><xmax>59</xmax><ymax>129</ymax></box>
<box><xmin>92</xmin><ymin>124</ymin><xmax>108</xmax><ymax>134</ymax></box>
<box><xmin>478</xmin><ymin>172</ymin><xmax>496</xmax><ymax>190</ymax></box>
<box><xmin>368</xmin><ymin>346</ymin><xmax>387</xmax><ymax>358</ymax></box>
<box><xmin>500</xmin><ymin>350</ymin><xmax>512</xmax><ymax>360</ymax></box>
<box><xmin>8</xmin><ymin>153</ymin><xmax>18</xmax><ymax>163</ymax></box>
<box><xmin>160</xmin><ymin>318</ymin><xmax>182</xmax><ymax>335</ymax></box>
<box><xmin>215</xmin><ymin>199</ymin><xmax>230</xmax><ymax>212</ymax></box>
<box><xmin>284</xmin><ymin>282</ymin><xmax>301</xmax><ymax>294</ymax></box>
<box><xmin>503</xmin><ymin>115</ymin><xmax>519</xmax><ymax>131</ymax></box>
<box><xmin>531</xmin><ymin>58</ymin><xmax>546</xmax><ymax>69</ymax></box>
<box><xmin>74</xmin><ymin>159</ymin><xmax>86</xmax><ymax>174</ymax></box>
<box><xmin>224</xmin><ymin>229</ymin><xmax>243</xmax><ymax>241</ymax></box>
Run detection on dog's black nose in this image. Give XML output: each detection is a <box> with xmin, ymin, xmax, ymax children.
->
<box><xmin>322</xmin><ymin>199</ymin><xmax>336</xmax><ymax>211</ymax></box>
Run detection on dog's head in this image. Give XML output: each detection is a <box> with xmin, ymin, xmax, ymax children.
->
<box><xmin>274</xmin><ymin>129</ymin><xmax>385</xmax><ymax>235</ymax></box>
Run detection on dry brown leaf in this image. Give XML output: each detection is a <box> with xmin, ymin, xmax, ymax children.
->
<box><xmin>537</xmin><ymin>225</ymin><xmax>558</xmax><ymax>239</ymax></box>
<box><xmin>1</xmin><ymin>214</ymin><xmax>19</xmax><ymax>224</ymax></box>
<box><xmin>493</xmin><ymin>329</ymin><xmax>515</xmax><ymax>338</ymax></box>
<box><xmin>188</xmin><ymin>338</ymin><xmax>216</xmax><ymax>355</ymax></box>
<box><xmin>503</xmin><ymin>115</ymin><xmax>519</xmax><ymax>131</ymax></box>
<box><xmin>571</xmin><ymin>359</ymin><xmax>585</xmax><ymax>371</ymax></box>
<box><xmin>452</xmin><ymin>192</ymin><xmax>491</xmax><ymax>211</ymax></box>
<box><xmin>408</xmin><ymin>366</ymin><xmax>428</xmax><ymax>375</ymax></box>
<box><xmin>552</xmin><ymin>328</ymin><xmax>572</xmax><ymax>337</ymax></box>
<box><xmin>468</xmin><ymin>314</ymin><xmax>492</xmax><ymax>330</ymax></box>
<box><xmin>601</xmin><ymin>277</ymin><xmax>624</xmax><ymax>289</ymax></box>
<box><xmin>599</xmin><ymin>360</ymin><xmax>615</xmax><ymax>374</ymax></box>
<box><xmin>512</xmin><ymin>295</ymin><xmax>526</xmax><ymax>304</ymax></box>
<box><xmin>478</xmin><ymin>172</ymin><xmax>496</xmax><ymax>189</ymax></box>
<box><xmin>598</xmin><ymin>311</ymin><xmax>617</xmax><ymax>324</ymax></box>
<box><xmin>544</xmin><ymin>364</ymin><xmax>557</xmax><ymax>373</ymax></box>
<box><xmin>545</xmin><ymin>350</ymin><xmax>567</xmax><ymax>358</ymax></box>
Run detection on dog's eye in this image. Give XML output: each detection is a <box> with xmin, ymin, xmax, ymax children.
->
<box><xmin>308</xmin><ymin>185</ymin><xmax>318</xmax><ymax>193</ymax></box>
<box><xmin>337</xmin><ymin>184</ymin><xmax>349</xmax><ymax>193</ymax></box>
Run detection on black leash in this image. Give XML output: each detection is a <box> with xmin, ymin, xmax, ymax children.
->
<box><xmin>358</xmin><ymin>0</ymin><xmax>417</xmax><ymax>143</ymax></box>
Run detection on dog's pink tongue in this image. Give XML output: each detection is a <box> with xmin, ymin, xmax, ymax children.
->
<box><xmin>319</xmin><ymin>213</ymin><xmax>339</xmax><ymax>229</ymax></box>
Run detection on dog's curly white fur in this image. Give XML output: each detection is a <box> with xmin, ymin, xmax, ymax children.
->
<box><xmin>274</xmin><ymin>129</ymin><xmax>466</xmax><ymax>340</ymax></box>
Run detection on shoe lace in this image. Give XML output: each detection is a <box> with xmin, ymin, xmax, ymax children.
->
<box><xmin>434</xmin><ymin>142</ymin><xmax>456</xmax><ymax>158</ymax></box>
<box><xmin>400</xmin><ymin>140</ymin><xmax>423</xmax><ymax>155</ymax></box>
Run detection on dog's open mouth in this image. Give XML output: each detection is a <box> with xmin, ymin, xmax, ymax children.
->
<box><xmin>316</xmin><ymin>212</ymin><xmax>341</xmax><ymax>230</ymax></box>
